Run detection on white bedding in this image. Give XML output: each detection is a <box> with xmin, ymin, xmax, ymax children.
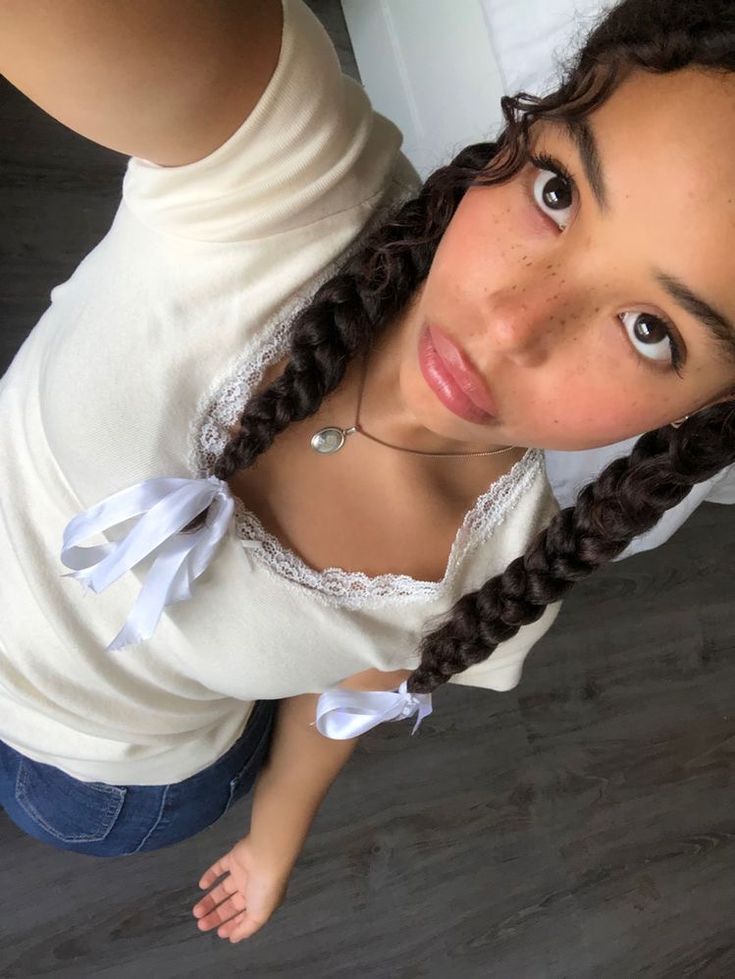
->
<box><xmin>481</xmin><ymin>0</ymin><xmax>612</xmax><ymax>98</ymax></box>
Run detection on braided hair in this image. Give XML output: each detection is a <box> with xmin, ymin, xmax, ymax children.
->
<box><xmin>202</xmin><ymin>0</ymin><xmax>735</xmax><ymax>695</ymax></box>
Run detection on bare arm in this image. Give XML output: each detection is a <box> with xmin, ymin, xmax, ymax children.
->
<box><xmin>248</xmin><ymin>669</ymin><xmax>413</xmax><ymax>875</ymax></box>
<box><xmin>0</xmin><ymin>0</ymin><xmax>283</xmax><ymax>166</ymax></box>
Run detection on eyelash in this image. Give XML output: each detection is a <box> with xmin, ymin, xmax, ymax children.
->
<box><xmin>526</xmin><ymin>150</ymin><xmax>686</xmax><ymax>378</ymax></box>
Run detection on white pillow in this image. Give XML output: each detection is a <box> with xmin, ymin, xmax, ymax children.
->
<box><xmin>481</xmin><ymin>0</ymin><xmax>615</xmax><ymax>97</ymax></box>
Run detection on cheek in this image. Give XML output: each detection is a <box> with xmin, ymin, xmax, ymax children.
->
<box><xmin>526</xmin><ymin>366</ymin><xmax>674</xmax><ymax>450</ymax></box>
<box><xmin>514</xmin><ymin>318</ymin><xmax>680</xmax><ymax>448</ymax></box>
<box><xmin>432</xmin><ymin>186</ymin><xmax>527</xmax><ymax>283</ymax></box>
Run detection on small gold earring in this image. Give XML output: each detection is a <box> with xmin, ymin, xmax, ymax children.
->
<box><xmin>671</xmin><ymin>415</ymin><xmax>689</xmax><ymax>429</ymax></box>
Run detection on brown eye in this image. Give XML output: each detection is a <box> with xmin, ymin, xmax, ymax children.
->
<box><xmin>618</xmin><ymin>311</ymin><xmax>685</xmax><ymax>374</ymax></box>
<box><xmin>540</xmin><ymin>173</ymin><xmax>572</xmax><ymax>210</ymax></box>
<box><xmin>529</xmin><ymin>155</ymin><xmax>575</xmax><ymax>229</ymax></box>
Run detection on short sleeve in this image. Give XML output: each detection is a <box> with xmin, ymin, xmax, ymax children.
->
<box><xmin>447</xmin><ymin>600</ymin><xmax>563</xmax><ymax>692</ymax></box>
<box><xmin>121</xmin><ymin>0</ymin><xmax>413</xmax><ymax>243</ymax></box>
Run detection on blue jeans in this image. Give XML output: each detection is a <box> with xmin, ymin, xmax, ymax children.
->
<box><xmin>0</xmin><ymin>698</ymin><xmax>277</xmax><ymax>857</ymax></box>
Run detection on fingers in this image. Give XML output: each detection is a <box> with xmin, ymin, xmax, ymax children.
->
<box><xmin>198</xmin><ymin>856</ymin><xmax>229</xmax><ymax>889</ymax></box>
<box><xmin>192</xmin><ymin>841</ymin><xmax>283</xmax><ymax>944</ymax></box>
<box><xmin>191</xmin><ymin>884</ymin><xmax>271</xmax><ymax>944</ymax></box>
<box><xmin>214</xmin><ymin>909</ymin><xmax>247</xmax><ymax>940</ymax></box>
<box><xmin>193</xmin><ymin>887</ymin><xmax>247</xmax><ymax>932</ymax></box>
<box><xmin>192</xmin><ymin>881</ymin><xmax>236</xmax><ymax>920</ymax></box>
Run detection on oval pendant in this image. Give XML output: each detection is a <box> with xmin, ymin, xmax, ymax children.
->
<box><xmin>310</xmin><ymin>427</ymin><xmax>346</xmax><ymax>454</ymax></box>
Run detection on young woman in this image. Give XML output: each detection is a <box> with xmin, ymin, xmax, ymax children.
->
<box><xmin>1</xmin><ymin>0</ymin><xmax>734</xmax><ymax>945</ymax></box>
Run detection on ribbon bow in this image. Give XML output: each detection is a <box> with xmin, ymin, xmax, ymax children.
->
<box><xmin>59</xmin><ymin>475</ymin><xmax>250</xmax><ymax>652</ymax></box>
<box><xmin>311</xmin><ymin>679</ymin><xmax>433</xmax><ymax>738</ymax></box>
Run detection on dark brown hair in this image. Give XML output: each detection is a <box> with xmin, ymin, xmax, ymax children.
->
<box><xmin>204</xmin><ymin>0</ymin><xmax>735</xmax><ymax>695</ymax></box>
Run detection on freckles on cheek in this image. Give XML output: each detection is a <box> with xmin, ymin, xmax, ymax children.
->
<box><xmin>540</xmin><ymin>382</ymin><xmax>640</xmax><ymax>440</ymax></box>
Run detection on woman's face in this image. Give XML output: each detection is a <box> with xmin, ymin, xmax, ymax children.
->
<box><xmin>392</xmin><ymin>65</ymin><xmax>735</xmax><ymax>453</ymax></box>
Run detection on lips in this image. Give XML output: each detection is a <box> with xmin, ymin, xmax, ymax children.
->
<box><xmin>427</xmin><ymin>325</ymin><xmax>497</xmax><ymax>416</ymax></box>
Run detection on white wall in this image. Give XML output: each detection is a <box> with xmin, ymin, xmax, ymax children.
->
<box><xmin>340</xmin><ymin>0</ymin><xmax>507</xmax><ymax>180</ymax></box>
<box><xmin>340</xmin><ymin>0</ymin><xmax>611</xmax><ymax>181</ymax></box>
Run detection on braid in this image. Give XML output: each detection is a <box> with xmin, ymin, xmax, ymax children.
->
<box><xmin>210</xmin><ymin>141</ymin><xmax>488</xmax><ymax>483</ymax></box>
<box><xmin>203</xmin><ymin>0</ymin><xmax>735</xmax><ymax>697</ymax></box>
<box><xmin>408</xmin><ymin>408</ymin><xmax>735</xmax><ymax>693</ymax></box>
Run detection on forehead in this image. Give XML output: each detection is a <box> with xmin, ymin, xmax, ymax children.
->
<box><xmin>590</xmin><ymin>66</ymin><xmax>735</xmax><ymax>183</ymax></box>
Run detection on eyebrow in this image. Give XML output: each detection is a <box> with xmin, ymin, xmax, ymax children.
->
<box><xmin>655</xmin><ymin>272</ymin><xmax>735</xmax><ymax>365</ymax></box>
<box><xmin>563</xmin><ymin>118</ymin><xmax>610</xmax><ymax>213</ymax></box>
<box><xmin>546</xmin><ymin>117</ymin><xmax>735</xmax><ymax>365</ymax></box>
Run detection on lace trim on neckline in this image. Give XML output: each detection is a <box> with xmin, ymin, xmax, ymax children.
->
<box><xmin>187</xmin><ymin>303</ymin><xmax>542</xmax><ymax>608</ymax></box>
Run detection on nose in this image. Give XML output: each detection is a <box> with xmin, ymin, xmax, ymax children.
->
<box><xmin>483</xmin><ymin>274</ymin><xmax>577</xmax><ymax>366</ymax></box>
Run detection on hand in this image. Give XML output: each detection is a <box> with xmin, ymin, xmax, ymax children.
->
<box><xmin>192</xmin><ymin>835</ymin><xmax>291</xmax><ymax>943</ymax></box>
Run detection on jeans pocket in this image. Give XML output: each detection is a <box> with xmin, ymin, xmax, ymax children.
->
<box><xmin>15</xmin><ymin>758</ymin><xmax>127</xmax><ymax>844</ymax></box>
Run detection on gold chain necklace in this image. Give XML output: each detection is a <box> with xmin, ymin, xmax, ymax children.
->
<box><xmin>310</xmin><ymin>346</ymin><xmax>520</xmax><ymax>459</ymax></box>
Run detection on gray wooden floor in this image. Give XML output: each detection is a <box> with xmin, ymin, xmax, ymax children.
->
<box><xmin>2</xmin><ymin>4</ymin><xmax>734</xmax><ymax>977</ymax></box>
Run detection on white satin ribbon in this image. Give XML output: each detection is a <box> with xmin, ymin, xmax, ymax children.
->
<box><xmin>59</xmin><ymin>475</ymin><xmax>251</xmax><ymax>652</ymax></box>
<box><xmin>311</xmin><ymin>679</ymin><xmax>433</xmax><ymax>738</ymax></box>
